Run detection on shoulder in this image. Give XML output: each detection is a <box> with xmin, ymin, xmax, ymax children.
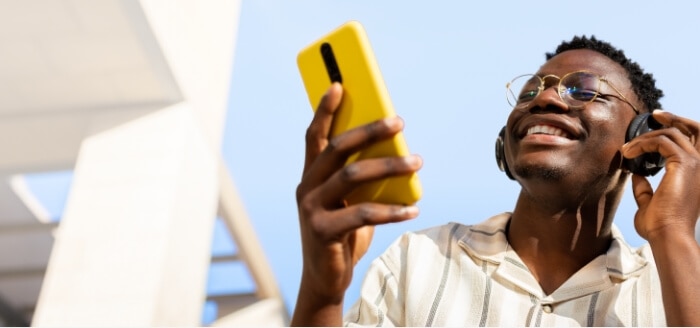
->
<box><xmin>607</xmin><ymin>224</ymin><xmax>658</xmax><ymax>280</ymax></box>
<box><xmin>380</xmin><ymin>212</ymin><xmax>512</xmax><ymax>267</ymax></box>
<box><xmin>404</xmin><ymin>212</ymin><xmax>511</xmax><ymax>243</ymax></box>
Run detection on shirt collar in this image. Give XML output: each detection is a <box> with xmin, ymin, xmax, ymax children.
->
<box><xmin>456</xmin><ymin>212</ymin><xmax>649</xmax><ymax>280</ymax></box>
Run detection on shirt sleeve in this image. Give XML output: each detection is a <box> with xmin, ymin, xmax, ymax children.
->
<box><xmin>343</xmin><ymin>234</ymin><xmax>408</xmax><ymax>327</ymax></box>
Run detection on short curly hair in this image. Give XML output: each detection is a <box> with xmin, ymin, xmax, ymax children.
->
<box><xmin>546</xmin><ymin>35</ymin><xmax>664</xmax><ymax>112</ymax></box>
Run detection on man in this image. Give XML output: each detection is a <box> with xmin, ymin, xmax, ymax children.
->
<box><xmin>291</xmin><ymin>36</ymin><xmax>700</xmax><ymax>326</ymax></box>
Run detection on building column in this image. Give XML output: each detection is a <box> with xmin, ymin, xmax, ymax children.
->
<box><xmin>32</xmin><ymin>104</ymin><xmax>219</xmax><ymax>326</ymax></box>
<box><xmin>31</xmin><ymin>0</ymin><xmax>241</xmax><ymax>325</ymax></box>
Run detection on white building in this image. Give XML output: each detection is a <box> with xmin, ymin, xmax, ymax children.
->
<box><xmin>0</xmin><ymin>0</ymin><xmax>287</xmax><ymax>326</ymax></box>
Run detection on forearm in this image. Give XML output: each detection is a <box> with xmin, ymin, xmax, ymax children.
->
<box><xmin>290</xmin><ymin>277</ymin><xmax>345</xmax><ymax>326</ymax></box>
<box><xmin>648</xmin><ymin>228</ymin><xmax>700</xmax><ymax>326</ymax></box>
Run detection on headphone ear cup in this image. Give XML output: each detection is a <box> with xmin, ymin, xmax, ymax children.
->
<box><xmin>624</xmin><ymin>113</ymin><xmax>666</xmax><ymax>176</ymax></box>
<box><xmin>495</xmin><ymin>126</ymin><xmax>515</xmax><ymax>180</ymax></box>
<box><xmin>626</xmin><ymin>113</ymin><xmax>647</xmax><ymax>142</ymax></box>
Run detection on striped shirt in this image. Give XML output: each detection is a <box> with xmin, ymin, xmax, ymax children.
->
<box><xmin>344</xmin><ymin>212</ymin><xmax>666</xmax><ymax>326</ymax></box>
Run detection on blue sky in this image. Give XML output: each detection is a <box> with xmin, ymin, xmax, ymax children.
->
<box><xmin>26</xmin><ymin>0</ymin><xmax>700</xmax><ymax>323</ymax></box>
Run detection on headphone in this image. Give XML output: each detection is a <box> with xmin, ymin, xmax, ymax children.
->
<box><xmin>495</xmin><ymin>113</ymin><xmax>665</xmax><ymax>179</ymax></box>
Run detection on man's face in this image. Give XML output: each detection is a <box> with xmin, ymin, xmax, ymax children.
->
<box><xmin>504</xmin><ymin>49</ymin><xmax>640</xmax><ymax>186</ymax></box>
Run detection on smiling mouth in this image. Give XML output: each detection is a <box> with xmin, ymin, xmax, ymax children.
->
<box><xmin>526</xmin><ymin>125</ymin><xmax>572</xmax><ymax>139</ymax></box>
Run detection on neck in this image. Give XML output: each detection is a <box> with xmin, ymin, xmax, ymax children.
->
<box><xmin>507</xmin><ymin>184</ymin><xmax>623</xmax><ymax>295</ymax></box>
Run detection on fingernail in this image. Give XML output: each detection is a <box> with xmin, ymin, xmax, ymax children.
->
<box><xmin>653</xmin><ymin>109</ymin><xmax>664</xmax><ymax>114</ymax></box>
<box><xmin>384</xmin><ymin>116</ymin><xmax>402</xmax><ymax>127</ymax></box>
<box><xmin>325</xmin><ymin>83</ymin><xmax>340</xmax><ymax>96</ymax></box>
<box><xmin>406</xmin><ymin>154</ymin><xmax>422</xmax><ymax>165</ymax></box>
<box><xmin>401</xmin><ymin>206</ymin><xmax>419</xmax><ymax>216</ymax></box>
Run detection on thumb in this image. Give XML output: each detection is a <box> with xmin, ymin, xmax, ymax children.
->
<box><xmin>350</xmin><ymin>226</ymin><xmax>375</xmax><ymax>265</ymax></box>
<box><xmin>631</xmin><ymin>174</ymin><xmax>653</xmax><ymax>210</ymax></box>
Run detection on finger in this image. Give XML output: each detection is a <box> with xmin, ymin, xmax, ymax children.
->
<box><xmin>303</xmin><ymin>83</ymin><xmax>343</xmax><ymax>173</ymax></box>
<box><xmin>348</xmin><ymin>225</ymin><xmax>374</xmax><ymax>265</ymax></box>
<box><xmin>622</xmin><ymin>128</ymin><xmax>695</xmax><ymax>159</ymax></box>
<box><xmin>630</xmin><ymin>174</ymin><xmax>653</xmax><ymax>210</ymax></box>
<box><xmin>317</xmin><ymin>154</ymin><xmax>423</xmax><ymax>207</ymax></box>
<box><xmin>310</xmin><ymin>203</ymin><xmax>419</xmax><ymax>241</ymax></box>
<box><xmin>652</xmin><ymin>110</ymin><xmax>700</xmax><ymax>148</ymax></box>
<box><xmin>302</xmin><ymin>116</ymin><xmax>405</xmax><ymax>188</ymax></box>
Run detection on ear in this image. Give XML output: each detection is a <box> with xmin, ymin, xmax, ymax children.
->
<box><xmin>495</xmin><ymin>126</ymin><xmax>515</xmax><ymax>180</ymax></box>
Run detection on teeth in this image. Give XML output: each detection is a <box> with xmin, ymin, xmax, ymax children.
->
<box><xmin>526</xmin><ymin>125</ymin><xmax>569</xmax><ymax>138</ymax></box>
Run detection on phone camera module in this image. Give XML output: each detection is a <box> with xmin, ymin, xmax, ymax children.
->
<box><xmin>321</xmin><ymin>42</ymin><xmax>342</xmax><ymax>83</ymax></box>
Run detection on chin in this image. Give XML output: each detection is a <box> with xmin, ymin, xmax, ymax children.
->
<box><xmin>513</xmin><ymin>164</ymin><xmax>567</xmax><ymax>181</ymax></box>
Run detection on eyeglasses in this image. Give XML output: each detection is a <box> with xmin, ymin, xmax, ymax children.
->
<box><xmin>506</xmin><ymin>71</ymin><xmax>639</xmax><ymax>114</ymax></box>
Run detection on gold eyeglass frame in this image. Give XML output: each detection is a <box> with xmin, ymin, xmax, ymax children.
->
<box><xmin>506</xmin><ymin>70</ymin><xmax>639</xmax><ymax>114</ymax></box>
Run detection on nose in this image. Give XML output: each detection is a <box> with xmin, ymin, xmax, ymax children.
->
<box><xmin>529</xmin><ymin>85</ymin><xmax>569</xmax><ymax>113</ymax></box>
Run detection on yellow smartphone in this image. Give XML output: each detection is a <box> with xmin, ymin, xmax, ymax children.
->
<box><xmin>297</xmin><ymin>20</ymin><xmax>422</xmax><ymax>206</ymax></box>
